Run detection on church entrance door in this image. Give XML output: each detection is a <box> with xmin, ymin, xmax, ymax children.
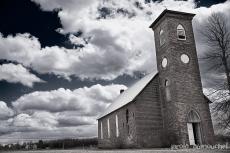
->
<box><xmin>187</xmin><ymin>110</ymin><xmax>202</xmax><ymax>145</ymax></box>
<box><xmin>187</xmin><ymin>122</ymin><xmax>202</xmax><ymax>145</ymax></box>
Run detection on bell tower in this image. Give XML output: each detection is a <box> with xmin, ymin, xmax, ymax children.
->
<box><xmin>150</xmin><ymin>10</ymin><xmax>215</xmax><ymax>146</ymax></box>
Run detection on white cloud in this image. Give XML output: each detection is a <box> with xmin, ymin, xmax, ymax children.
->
<box><xmin>0</xmin><ymin>32</ymin><xmax>155</xmax><ymax>80</ymax></box>
<box><xmin>12</xmin><ymin>84</ymin><xmax>126</xmax><ymax>114</ymax></box>
<box><xmin>0</xmin><ymin>1</ymin><xmax>228</xmax><ymax>81</ymax></box>
<box><xmin>0</xmin><ymin>84</ymin><xmax>126</xmax><ymax>143</ymax></box>
<box><xmin>0</xmin><ymin>84</ymin><xmax>127</xmax><ymax>142</ymax></box>
<box><xmin>0</xmin><ymin>101</ymin><xmax>14</xmax><ymax>120</ymax></box>
<box><xmin>12</xmin><ymin>112</ymin><xmax>58</xmax><ymax>130</ymax></box>
<box><xmin>0</xmin><ymin>63</ymin><xmax>44</xmax><ymax>87</ymax></box>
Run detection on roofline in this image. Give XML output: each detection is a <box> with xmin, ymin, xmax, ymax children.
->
<box><xmin>204</xmin><ymin>94</ymin><xmax>212</xmax><ymax>104</ymax></box>
<box><xmin>97</xmin><ymin>99</ymin><xmax>135</xmax><ymax>120</ymax></box>
<box><xmin>149</xmin><ymin>9</ymin><xmax>195</xmax><ymax>29</ymax></box>
<box><xmin>97</xmin><ymin>73</ymin><xmax>159</xmax><ymax>120</ymax></box>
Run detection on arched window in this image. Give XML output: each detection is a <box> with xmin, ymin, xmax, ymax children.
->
<box><xmin>126</xmin><ymin>109</ymin><xmax>129</xmax><ymax>123</ymax></box>
<box><xmin>165</xmin><ymin>79</ymin><xmax>169</xmax><ymax>87</ymax></box>
<box><xmin>159</xmin><ymin>29</ymin><xmax>165</xmax><ymax>45</ymax></box>
<box><xmin>177</xmin><ymin>24</ymin><xmax>186</xmax><ymax>40</ymax></box>
<box><xmin>187</xmin><ymin>110</ymin><xmax>201</xmax><ymax>123</ymax></box>
<box><xmin>165</xmin><ymin>79</ymin><xmax>171</xmax><ymax>101</ymax></box>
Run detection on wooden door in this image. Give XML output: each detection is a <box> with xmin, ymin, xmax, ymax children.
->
<box><xmin>187</xmin><ymin>123</ymin><xmax>195</xmax><ymax>145</ymax></box>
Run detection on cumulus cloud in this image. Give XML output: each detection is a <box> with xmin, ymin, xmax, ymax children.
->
<box><xmin>12</xmin><ymin>112</ymin><xmax>58</xmax><ymax>130</ymax></box>
<box><xmin>0</xmin><ymin>101</ymin><xmax>14</xmax><ymax>120</ymax></box>
<box><xmin>29</xmin><ymin>0</ymin><xmax>230</xmax><ymax>84</ymax></box>
<box><xmin>0</xmin><ymin>0</ymin><xmax>227</xmax><ymax>82</ymax></box>
<box><xmin>13</xmin><ymin>84</ymin><xmax>126</xmax><ymax>114</ymax></box>
<box><xmin>0</xmin><ymin>32</ymin><xmax>155</xmax><ymax>80</ymax></box>
<box><xmin>0</xmin><ymin>84</ymin><xmax>126</xmax><ymax>143</ymax></box>
<box><xmin>0</xmin><ymin>1</ymin><xmax>228</xmax><ymax>81</ymax></box>
<box><xmin>0</xmin><ymin>63</ymin><xmax>44</xmax><ymax>87</ymax></box>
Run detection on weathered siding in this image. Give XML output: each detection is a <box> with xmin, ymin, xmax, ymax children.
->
<box><xmin>135</xmin><ymin>75</ymin><xmax>164</xmax><ymax>148</ymax></box>
<box><xmin>98</xmin><ymin>102</ymin><xmax>137</xmax><ymax>148</ymax></box>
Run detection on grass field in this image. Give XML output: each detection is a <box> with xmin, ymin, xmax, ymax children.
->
<box><xmin>1</xmin><ymin>149</ymin><xmax>230</xmax><ymax>153</ymax></box>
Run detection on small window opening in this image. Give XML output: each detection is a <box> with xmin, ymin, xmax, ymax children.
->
<box><xmin>177</xmin><ymin>24</ymin><xmax>186</xmax><ymax>40</ymax></box>
<box><xmin>165</xmin><ymin>79</ymin><xmax>171</xmax><ymax>101</ymax></box>
<box><xmin>159</xmin><ymin>29</ymin><xmax>165</xmax><ymax>45</ymax></box>
<box><xmin>126</xmin><ymin>109</ymin><xmax>129</xmax><ymax>123</ymax></box>
<box><xmin>107</xmin><ymin>118</ymin><xmax>110</xmax><ymax>138</ymax></box>
<box><xmin>165</xmin><ymin>80</ymin><xmax>169</xmax><ymax>87</ymax></box>
<box><xmin>115</xmin><ymin>115</ymin><xmax>119</xmax><ymax>137</ymax></box>
<box><xmin>100</xmin><ymin>122</ymin><xmax>103</xmax><ymax>139</ymax></box>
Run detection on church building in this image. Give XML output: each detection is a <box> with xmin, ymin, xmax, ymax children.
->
<box><xmin>97</xmin><ymin>10</ymin><xmax>215</xmax><ymax>148</ymax></box>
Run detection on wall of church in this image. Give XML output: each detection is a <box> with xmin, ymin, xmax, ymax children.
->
<box><xmin>134</xmin><ymin>75</ymin><xmax>164</xmax><ymax>148</ymax></box>
<box><xmin>98</xmin><ymin>74</ymin><xmax>165</xmax><ymax>149</ymax></box>
<box><xmin>98</xmin><ymin>102</ymin><xmax>137</xmax><ymax>148</ymax></box>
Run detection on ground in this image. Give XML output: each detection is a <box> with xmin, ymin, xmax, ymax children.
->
<box><xmin>1</xmin><ymin>149</ymin><xmax>230</xmax><ymax>153</ymax></box>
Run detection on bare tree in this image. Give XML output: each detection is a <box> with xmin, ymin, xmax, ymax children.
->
<box><xmin>200</xmin><ymin>13</ymin><xmax>230</xmax><ymax>131</ymax></box>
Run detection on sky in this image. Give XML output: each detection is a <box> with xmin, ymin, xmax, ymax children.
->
<box><xmin>0</xmin><ymin>0</ymin><xmax>229</xmax><ymax>144</ymax></box>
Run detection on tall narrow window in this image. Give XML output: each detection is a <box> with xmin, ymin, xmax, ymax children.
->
<box><xmin>126</xmin><ymin>109</ymin><xmax>129</xmax><ymax>123</ymax></box>
<box><xmin>165</xmin><ymin>79</ymin><xmax>169</xmax><ymax>87</ymax></box>
<box><xmin>177</xmin><ymin>24</ymin><xmax>186</xmax><ymax>40</ymax></box>
<box><xmin>165</xmin><ymin>79</ymin><xmax>171</xmax><ymax>101</ymax></box>
<box><xmin>100</xmin><ymin>122</ymin><xmax>103</xmax><ymax>139</ymax></box>
<box><xmin>107</xmin><ymin>118</ymin><xmax>110</xmax><ymax>138</ymax></box>
<box><xmin>115</xmin><ymin>115</ymin><xmax>119</xmax><ymax>137</ymax></box>
<box><xmin>159</xmin><ymin>29</ymin><xmax>165</xmax><ymax>45</ymax></box>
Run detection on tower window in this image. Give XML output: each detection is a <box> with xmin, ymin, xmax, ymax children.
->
<box><xmin>161</xmin><ymin>58</ymin><xmax>168</xmax><ymax>68</ymax></box>
<box><xmin>159</xmin><ymin>29</ymin><xmax>165</xmax><ymax>46</ymax></box>
<box><xmin>165</xmin><ymin>79</ymin><xmax>169</xmax><ymax>87</ymax></box>
<box><xmin>181</xmin><ymin>54</ymin><xmax>190</xmax><ymax>64</ymax></box>
<box><xmin>177</xmin><ymin>24</ymin><xmax>186</xmax><ymax>40</ymax></box>
<box><xmin>165</xmin><ymin>79</ymin><xmax>171</xmax><ymax>101</ymax></box>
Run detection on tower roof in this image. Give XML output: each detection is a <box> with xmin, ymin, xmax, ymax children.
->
<box><xmin>149</xmin><ymin>9</ymin><xmax>195</xmax><ymax>29</ymax></box>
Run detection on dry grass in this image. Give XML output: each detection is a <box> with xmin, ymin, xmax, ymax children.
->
<box><xmin>1</xmin><ymin>149</ymin><xmax>230</xmax><ymax>153</ymax></box>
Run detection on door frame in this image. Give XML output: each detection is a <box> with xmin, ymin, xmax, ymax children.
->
<box><xmin>187</xmin><ymin>110</ymin><xmax>203</xmax><ymax>145</ymax></box>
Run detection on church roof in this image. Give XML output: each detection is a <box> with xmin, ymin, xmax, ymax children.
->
<box><xmin>149</xmin><ymin>9</ymin><xmax>195</xmax><ymax>29</ymax></box>
<box><xmin>98</xmin><ymin>71</ymin><xmax>158</xmax><ymax>119</ymax></box>
<box><xmin>98</xmin><ymin>71</ymin><xmax>212</xmax><ymax>119</ymax></box>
